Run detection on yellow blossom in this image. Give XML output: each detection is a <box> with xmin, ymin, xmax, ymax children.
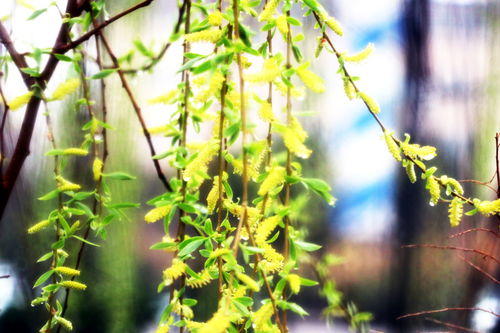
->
<box><xmin>358</xmin><ymin>91</ymin><xmax>380</xmax><ymax>114</ymax></box>
<box><xmin>426</xmin><ymin>176</ymin><xmax>441</xmax><ymax>206</ymax></box>
<box><xmin>8</xmin><ymin>91</ymin><xmax>33</xmax><ymax>111</ymax></box>
<box><xmin>92</xmin><ymin>158</ymin><xmax>103</xmax><ymax>181</ymax></box>
<box><xmin>148</xmin><ymin>90</ymin><xmax>177</xmax><ymax>104</ymax></box>
<box><xmin>296</xmin><ymin>62</ymin><xmax>325</xmax><ymax>93</ymax></box>
<box><xmin>63</xmin><ymin>148</ymin><xmax>88</xmax><ymax>156</ymax></box>
<box><xmin>258</xmin><ymin>167</ymin><xmax>286</xmax><ymax>196</ymax></box>
<box><xmin>383</xmin><ymin>131</ymin><xmax>402</xmax><ymax>161</ymax></box>
<box><xmin>163</xmin><ymin>259</ymin><xmax>186</xmax><ymax>285</ymax></box>
<box><xmin>185</xmin><ymin>29</ymin><xmax>223</xmax><ymax>43</ymax></box>
<box><xmin>144</xmin><ymin>205</ymin><xmax>172</xmax><ymax>223</ymax></box>
<box><xmin>54</xmin><ymin>266</ymin><xmax>80</xmax><ymax>276</ymax></box>
<box><xmin>287</xmin><ymin>274</ymin><xmax>301</xmax><ymax>294</ymax></box>
<box><xmin>276</xmin><ymin>15</ymin><xmax>288</xmax><ymax>36</ymax></box>
<box><xmin>258</xmin><ymin>0</ymin><xmax>279</xmax><ymax>22</ymax></box>
<box><xmin>60</xmin><ymin>281</ymin><xmax>87</xmax><ymax>290</ymax></box>
<box><xmin>344</xmin><ymin>43</ymin><xmax>374</xmax><ymax>63</ymax></box>
<box><xmin>27</xmin><ymin>219</ymin><xmax>52</xmax><ymax>234</ymax></box>
<box><xmin>56</xmin><ymin>176</ymin><xmax>81</xmax><ymax>192</ymax></box>
<box><xmin>208</xmin><ymin>10</ymin><xmax>223</xmax><ymax>26</ymax></box>
<box><xmin>237</xmin><ymin>273</ymin><xmax>260</xmax><ymax>292</ymax></box>
<box><xmin>245</xmin><ymin>57</ymin><xmax>281</xmax><ymax>83</ymax></box>
<box><xmin>449</xmin><ymin>197</ymin><xmax>463</xmax><ymax>227</ymax></box>
<box><xmin>50</xmin><ymin>78</ymin><xmax>80</xmax><ymax>101</ymax></box>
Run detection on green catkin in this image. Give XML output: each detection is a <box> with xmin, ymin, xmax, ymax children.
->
<box><xmin>56</xmin><ymin>176</ymin><xmax>81</xmax><ymax>192</ymax></box>
<box><xmin>448</xmin><ymin>197</ymin><xmax>463</xmax><ymax>227</ymax></box>
<box><xmin>405</xmin><ymin>161</ymin><xmax>417</xmax><ymax>183</ymax></box>
<box><xmin>54</xmin><ymin>266</ymin><xmax>81</xmax><ymax>276</ymax></box>
<box><xmin>358</xmin><ymin>91</ymin><xmax>380</xmax><ymax>114</ymax></box>
<box><xmin>55</xmin><ymin>316</ymin><xmax>73</xmax><ymax>331</ymax></box>
<box><xmin>344</xmin><ymin>43</ymin><xmax>374</xmax><ymax>62</ymax></box>
<box><xmin>473</xmin><ymin>198</ymin><xmax>500</xmax><ymax>216</ymax></box>
<box><xmin>27</xmin><ymin>219</ymin><xmax>52</xmax><ymax>234</ymax></box>
<box><xmin>383</xmin><ymin>131</ymin><xmax>402</xmax><ymax>161</ymax></box>
<box><xmin>426</xmin><ymin>176</ymin><xmax>441</xmax><ymax>206</ymax></box>
<box><xmin>60</xmin><ymin>281</ymin><xmax>87</xmax><ymax>291</ymax></box>
<box><xmin>63</xmin><ymin>148</ymin><xmax>88</xmax><ymax>156</ymax></box>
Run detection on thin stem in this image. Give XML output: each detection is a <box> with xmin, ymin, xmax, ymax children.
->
<box><xmin>98</xmin><ymin>32</ymin><xmax>172</xmax><ymax>192</ymax></box>
<box><xmin>402</xmin><ymin>244</ymin><xmax>500</xmax><ymax>264</ymax></box>
<box><xmin>397</xmin><ymin>307</ymin><xmax>499</xmax><ymax>320</ymax></box>
<box><xmin>0</xmin><ymin>79</ymin><xmax>9</xmax><ymax>176</ymax></box>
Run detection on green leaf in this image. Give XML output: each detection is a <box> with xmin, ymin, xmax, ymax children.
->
<box><xmin>287</xmin><ymin>17</ymin><xmax>302</xmax><ymax>26</ymax></box>
<box><xmin>150</xmin><ymin>241</ymin><xmax>177</xmax><ymax>250</ymax></box>
<box><xmin>33</xmin><ymin>270</ymin><xmax>54</xmax><ymax>288</ymax></box>
<box><xmin>72</xmin><ymin>235</ymin><xmax>100</xmax><ymax>247</ymax></box>
<box><xmin>287</xmin><ymin>302</ymin><xmax>309</xmax><ymax>317</ymax></box>
<box><xmin>36</xmin><ymin>252</ymin><xmax>53</xmax><ymax>263</ymax></box>
<box><xmin>89</xmin><ymin>68</ymin><xmax>118</xmax><ymax>80</ymax></box>
<box><xmin>234</xmin><ymin>296</ymin><xmax>253</xmax><ymax>307</ymax></box>
<box><xmin>51</xmin><ymin>239</ymin><xmax>65</xmax><ymax>250</ymax></box>
<box><xmin>107</xmin><ymin>202</ymin><xmax>140</xmax><ymax>209</ymax></box>
<box><xmin>20</xmin><ymin>67</ymin><xmax>41</xmax><ymax>77</ymax></box>
<box><xmin>28</xmin><ymin>8</ymin><xmax>48</xmax><ymax>20</ymax></box>
<box><xmin>178</xmin><ymin>203</ymin><xmax>197</xmax><ymax>214</ymax></box>
<box><xmin>294</xmin><ymin>240</ymin><xmax>321</xmax><ymax>252</ymax></box>
<box><xmin>302</xmin><ymin>178</ymin><xmax>336</xmax><ymax>205</ymax></box>
<box><xmin>178</xmin><ymin>237</ymin><xmax>205</xmax><ymax>257</ymax></box>
<box><xmin>102</xmin><ymin>172</ymin><xmax>136</xmax><ymax>180</ymax></box>
<box><xmin>302</xmin><ymin>0</ymin><xmax>320</xmax><ymax>11</ymax></box>
<box><xmin>38</xmin><ymin>189</ymin><xmax>59</xmax><ymax>201</ymax></box>
<box><xmin>300</xmin><ymin>277</ymin><xmax>319</xmax><ymax>286</ymax></box>
<box><xmin>192</xmin><ymin>59</ymin><xmax>213</xmax><ymax>74</ymax></box>
<box><xmin>133</xmin><ymin>40</ymin><xmax>154</xmax><ymax>58</ymax></box>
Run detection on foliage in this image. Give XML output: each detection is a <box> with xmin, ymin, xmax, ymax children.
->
<box><xmin>0</xmin><ymin>0</ymin><xmax>498</xmax><ymax>332</ymax></box>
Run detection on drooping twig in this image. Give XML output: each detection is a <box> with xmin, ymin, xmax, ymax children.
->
<box><xmin>397</xmin><ymin>307</ymin><xmax>499</xmax><ymax>320</ymax></box>
<box><xmin>449</xmin><ymin>228</ymin><xmax>500</xmax><ymax>239</ymax></box>
<box><xmin>402</xmin><ymin>244</ymin><xmax>500</xmax><ymax>264</ymax></box>
<box><xmin>98</xmin><ymin>31</ymin><xmax>172</xmax><ymax>192</ymax></box>
<box><xmin>424</xmin><ymin>317</ymin><xmax>479</xmax><ymax>333</ymax></box>
<box><xmin>457</xmin><ymin>254</ymin><xmax>499</xmax><ymax>285</ymax></box>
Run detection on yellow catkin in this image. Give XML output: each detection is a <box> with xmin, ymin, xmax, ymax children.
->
<box><xmin>258</xmin><ymin>101</ymin><xmax>275</xmax><ymax>123</ymax></box>
<box><xmin>473</xmin><ymin>198</ymin><xmax>500</xmax><ymax>216</ymax></box>
<box><xmin>253</xmin><ymin>302</ymin><xmax>274</xmax><ymax>332</ymax></box>
<box><xmin>317</xmin><ymin>10</ymin><xmax>343</xmax><ymax>36</ymax></box>
<box><xmin>245</xmin><ymin>57</ymin><xmax>281</xmax><ymax>83</ymax></box>
<box><xmin>283</xmin><ymin>119</ymin><xmax>312</xmax><ymax>159</ymax></box>
<box><xmin>258</xmin><ymin>0</ymin><xmax>279</xmax><ymax>22</ymax></box>
<box><xmin>27</xmin><ymin>219</ymin><xmax>51</xmax><ymax>234</ymax></box>
<box><xmin>209</xmin><ymin>248</ymin><xmax>231</xmax><ymax>260</ymax></box>
<box><xmin>163</xmin><ymin>259</ymin><xmax>186</xmax><ymax>285</ymax></box>
<box><xmin>383</xmin><ymin>131</ymin><xmax>402</xmax><ymax>161</ymax></box>
<box><xmin>237</xmin><ymin>273</ymin><xmax>260</xmax><ymax>292</ymax></box>
<box><xmin>155</xmin><ymin>324</ymin><xmax>169</xmax><ymax>333</ymax></box>
<box><xmin>426</xmin><ymin>176</ymin><xmax>441</xmax><ymax>206</ymax></box>
<box><xmin>60</xmin><ymin>281</ymin><xmax>87</xmax><ymax>291</ymax></box>
<box><xmin>186</xmin><ymin>268</ymin><xmax>213</xmax><ymax>288</ymax></box>
<box><xmin>63</xmin><ymin>148</ymin><xmax>88</xmax><ymax>156</ymax></box>
<box><xmin>55</xmin><ymin>316</ymin><xmax>73</xmax><ymax>331</ymax></box>
<box><xmin>260</xmin><ymin>242</ymin><xmax>284</xmax><ymax>265</ymax></box>
<box><xmin>296</xmin><ymin>62</ymin><xmax>325</xmax><ymax>93</ymax></box>
<box><xmin>400</xmin><ymin>142</ymin><xmax>437</xmax><ymax>161</ymax></box>
<box><xmin>287</xmin><ymin>274</ymin><xmax>301</xmax><ymax>294</ymax></box>
<box><xmin>358</xmin><ymin>92</ymin><xmax>380</xmax><ymax>114</ymax></box>
<box><xmin>440</xmin><ymin>175</ymin><xmax>464</xmax><ymax>195</ymax></box>
<box><xmin>56</xmin><ymin>176</ymin><xmax>81</xmax><ymax>192</ymax></box>
<box><xmin>276</xmin><ymin>15</ymin><xmax>288</xmax><ymax>35</ymax></box>
<box><xmin>92</xmin><ymin>158</ymin><xmax>103</xmax><ymax>181</ymax></box>
<box><xmin>183</xmin><ymin>140</ymin><xmax>219</xmax><ymax>182</ymax></box>
<box><xmin>54</xmin><ymin>266</ymin><xmax>80</xmax><ymax>276</ymax></box>
<box><xmin>208</xmin><ymin>10</ymin><xmax>223</xmax><ymax>26</ymax></box>
<box><xmin>343</xmin><ymin>79</ymin><xmax>356</xmax><ymax>100</ymax></box>
<box><xmin>173</xmin><ymin>300</ymin><xmax>194</xmax><ymax>319</ymax></box>
<box><xmin>344</xmin><ymin>43</ymin><xmax>374</xmax><ymax>62</ymax></box>
<box><xmin>206</xmin><ymin>176</ymin><xmax>222</xmax><ymax>214</ymax></box>
<box><xmin>198</xmin><ymin>306</ymin><xmax>231</xmax><ymax>333</ymax></box>
<box><xmin>274</xmin><ymin>80</ymin><xmax>305</xmax><ymax>98</ymax></box>
<box><xmin>448</xmin><ymin>197</ymin><xmax>463</xmax><ymax>227</ymax></box>
<box><xmin>147</xmin><ymin>125</ymin><xmax>169</xmax><ymax>135</ymax></box>
<box><xmin>195</xmin><ymin>71</ymin><xmax>225</xmax><ymax>103</ymax></box>
<box><xmin>184</xmin><ymin>29</ymin><xmax>223</xmax><ymax>43</ymax></box>
<box><xmin>405</xmin><ymin>161</ymin><xmax>417</xmax><ymax>184</ymax></box>
<box><xmin>148</xmin><ymin>90</ymin><xmax>177</xmax><ymax>104</ymax></box>
<box><xmin>8</xmin><ymin>91</ymin><xmax>33</xmax><ymax>111</ymax></box>
<box><xmin>255</xmin><ymin>215</ymin><xmax>281</xmax><ymax>244</ymax></box>
<box><xmin>50</xmin><ymin>78</ymin><xmax>80</xmax><ymax>101</ymax></box>
<box><xmin>144</xmin><ymin>205</ymin><xmax>171</xmax><ymax>223</ymax></box>
<box><xmin>258</xmin><ymin>167</ymin><xmax>286</xmax><ymax>196</ymax></box>
<box><xmin>259</xmin><ymin>259</ymin><xmax>283</xmax><ymax>274</ymax></box>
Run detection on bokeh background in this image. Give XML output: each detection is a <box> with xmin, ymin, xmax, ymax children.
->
<box><xmin>0</xmin><ymin>0</ymin><xmax>499</xmax><ymax>332</ymax></box>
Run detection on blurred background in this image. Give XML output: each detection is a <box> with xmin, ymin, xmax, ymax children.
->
<box><xmin>0</xmin><ymin>0</ymin><xmax>499</xmax><ymax>332</ymax></box>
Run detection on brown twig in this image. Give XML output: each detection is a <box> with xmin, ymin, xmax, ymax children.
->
<box><xmin>98</xmin><ymin>31</ymin><xmax>172</xmax><ymax>192</ymax></box>
<box><xmin>0</xmin><ymin>79</ymin><xmax>9</xmax><ymax>176</ymax></box>
<box><xmin>0</xmin><ymin>274</ymin><xmax>9</xmax><ymax>279</ymax></box>
<box><xmin>457</xmin><ymin>254</ymin><xmax>499</xmax><ymax>285</ymax></box>
<box><xmin>57</xmin><ymin>0</ymin><xmax>155</xmax><ymax>54</ymax></box>
<box><xmin>458</xmin><ymin>179</ymin><xmax>497</xmax><ymax>194</ymax></box>
<box><xmin>0</xmin><ymin>22</ymin><xmax>33</xmax><ymax>86</ymax></box>
<box><xmin>449</xmin><ymin>228</ymin><xmax>500</xmax><ymax>239</ymax></box>
<box><xmin>424</xmin><ymin>317</ymin><xmax>479</xmax><ymax>333</ymax></box>
<box><xmin>402</xmin><ymin>244</ymin><xmax>500</xmax><ymax>264</ymax></box>
<box><xmin>397</xmin><ymin>307</ymin><xmax>499</xmax><ymax>320</ymax></box>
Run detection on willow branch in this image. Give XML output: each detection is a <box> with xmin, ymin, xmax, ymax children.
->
<box><xmin>458</xmin><ymin>254</ymin><xmax>499</xmax><ymax>285</ymax></box>
<box><xmin>424</xmin><ymin>317</ymin><xmax>479</xmax><ymax>333</ymax></box>
<box><xmin>402</xmin><ymin>244</ymin><xmax>500</xmax><ymax>264</ymax></box>
<box><xmin>397</xmin><ymin>307</ymin><xmax>499</xmax><ymax>320</ymax></box>
<box><xmin>98</xmin><ymin>32</ymin><xmax>172</xmax><ymax>192</ymax></box>
<box><xmin>0</xmin><ymin>22</ymin><xmax>33</xmax><ymax>86</ymax></box>
<box><xmin>449</xmin><ymin>228</ymin><xmax>500</xmax><ymax>239</ymax></box>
